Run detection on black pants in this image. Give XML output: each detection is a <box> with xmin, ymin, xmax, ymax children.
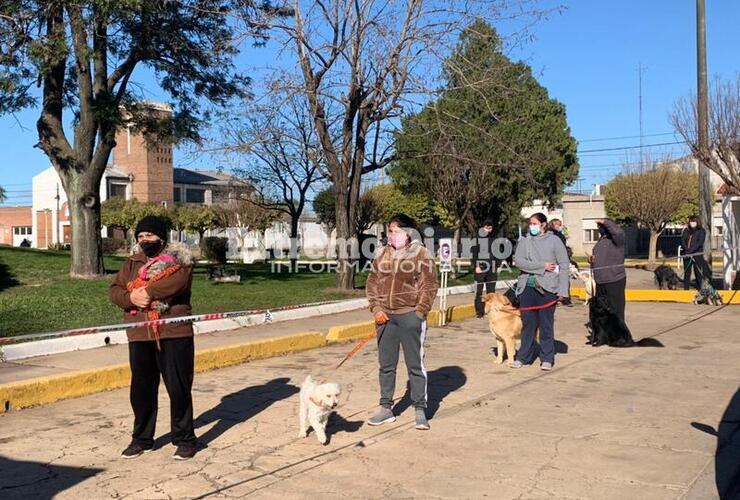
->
<box><xmin>129</xmin><ymin>337</ymin><xmax>196</xmax><ymax>447</ymax></box>
<box><xmin>683</xmin><ymin>256</ymin><xmax>712</xmax><ymax>290</ymax></box>
<box><xmin>516</xmin><ymin>287</ymin><xmax>557</xmax><ymax>365</ymax></box>
<box><xmin>474</xmin><ymin>268</ymin><xmax>496</xmax><ymax>317</ymax></box>
<box><xmin>596</xmin><ymin>278</ymin><xmax>626</xmax><ymax>325</ymax></box>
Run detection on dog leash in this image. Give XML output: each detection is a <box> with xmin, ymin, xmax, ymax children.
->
<box><xmin>517</xmin><ymin>299</ymin><xmax>560</xmax><ymax>312</ymax></box>
<box><xmin>335</xmin><ymin>331</ymin><xmax>377</xmax><ymax>369</ymax></box>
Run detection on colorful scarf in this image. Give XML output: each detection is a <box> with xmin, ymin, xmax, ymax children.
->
<box><xmin>127</xmin><ymin>253</ymin><xmax>181</xmax><ymax>349</ymax></box>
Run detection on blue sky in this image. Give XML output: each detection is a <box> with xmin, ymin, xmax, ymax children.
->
<box><xmin>1</xmin><ymin>0</ymin><xmax>738</xmax><ymax>205</ymax></box>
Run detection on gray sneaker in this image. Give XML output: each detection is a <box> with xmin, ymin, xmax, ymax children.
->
<box><xmin>415</xmin><ymin>408</ymin><xmax>430</xmax><ymax>430</ymax></box>
<box><xmin>510</xmin><ymin>360</ymin><xmax>523</xmax><ymax>369</ymax></box>
<box><xmin>367</xmin><ymin>406</ymin><xmax>396</xmax><ymax>426</ymax></box>
<box><xmin>540</xmin><ymin>362</ymin><xmax>553</xmax><ymax>371</ymax></box>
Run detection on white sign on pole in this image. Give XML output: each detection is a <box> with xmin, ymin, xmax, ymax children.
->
<box><xmin>439</xmin><ymin>238</ymin><xmax>453</xmax><ymax>272</ymax></box>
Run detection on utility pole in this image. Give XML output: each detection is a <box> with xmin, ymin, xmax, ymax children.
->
<box><xmin>696</xmin><ymin>0</ymin><xmax>713</xmax><ymax>269</ymax></box>
<box><xmin>638</xmin><ymin>63</ymin><xmax>644</xmax><ymax>169</ymax></box>
<box><xmin>55</xmin><ymin>184</ymin><xmax>60</xmax><ymax>245</ymax></box>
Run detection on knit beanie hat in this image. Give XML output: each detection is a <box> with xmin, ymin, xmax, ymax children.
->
<box><xmin>135</xmin><ymin>215</ymin><xmax>169</xmax><ymax>243</ymax></box>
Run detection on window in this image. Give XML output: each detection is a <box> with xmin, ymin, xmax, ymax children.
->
<box><xmin>108</xmin><ymin>182</ymin><xmax>127</xmax><ymax>199</ymax></box>
<box><xmin>174</xmin><ymin>187</ymin><xmax>181</xmax><ymax>202</ymax></box>
<box><xmin>14</xmin><ymin>226</ymin><xmax>32</xmax><ymax>235</ymax></box>
<box><xmin>185</xmin><ymin>188</ymin><xmax>205</xmax><ymax>203</ymax></box>
<box><xmin>584</xmin><ymin>228</ymin><xmax>600</xmax><ymax>243</ymax></box>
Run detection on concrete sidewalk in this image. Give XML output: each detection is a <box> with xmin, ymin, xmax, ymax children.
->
<box><xmin>0</xmin><ymin>293</ymin><xmax>475</xmax><ymax>385</ymax></box>
<box><xmin>0</xmin><ymin>300</ymin><xmax>738</xmax><ymax>499</ymax></box>
<box><xmin>0</xmin><ymin>267</ymin><xmax>678</xmax><ymax>386</ymax></box>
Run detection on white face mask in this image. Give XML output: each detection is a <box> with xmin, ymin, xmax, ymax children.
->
<box><xmin>689</xmin><ymin>222</ymin><xmax>698</xmax><ymax>229</ymax></box>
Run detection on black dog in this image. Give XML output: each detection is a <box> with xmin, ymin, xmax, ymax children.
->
<box><xmin>654</xmin><ymin>264</ymin><xmax>682</xmax><ymax>290</ymax></box>
<box><xmin>588</xmin><ymin>296</ymin><xmax>635</xmax><ymax>347</ymax></box>
<box><xmin>586</xmin><ymin>296</ymin><xmax>664</xmax><ymax>348</ymax></box>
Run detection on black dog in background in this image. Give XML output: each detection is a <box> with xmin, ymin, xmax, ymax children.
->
<box><xmin>587</xmin><ymin>296</ymin><xmax>663</xmax><ymax>348</ymax></box>
<box><xmin>654</xmin><ymin>264</ymin><xmax>682</xmax><ymax>290</ymax></box>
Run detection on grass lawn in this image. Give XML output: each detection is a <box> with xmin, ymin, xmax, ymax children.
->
<box><xmin>0</xmin><ymin>247</ymin><xmax>511</xmax><ymax>337</ymax></box>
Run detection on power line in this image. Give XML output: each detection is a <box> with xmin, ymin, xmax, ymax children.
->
<box><xmin>578</xmin><ymin>140</ymin><xmax>686</xmax><ymax>153</ymax></box>
<box><xmin>578</xmin><ymin>132</ymin><xmax>676</xmax><ymax>143</ymax></box>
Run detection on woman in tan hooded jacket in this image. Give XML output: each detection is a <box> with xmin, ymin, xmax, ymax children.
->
<box><xmin>366</xmin><ymin>213</ymin><xmax>438</xmax><ymax>430</ymax></box>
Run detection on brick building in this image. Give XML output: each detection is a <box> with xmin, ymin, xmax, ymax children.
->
<box><xmin>0</xmin><ymin>206</ymin><xmax>33</xmax><ymax>246</ymax></box>
<box><xmin>0</xmin><ymin>102</ymin><xmax>248</xmax><ymax>249</ymax></box>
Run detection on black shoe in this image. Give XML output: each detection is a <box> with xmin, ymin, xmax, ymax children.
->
<box><xmin>121</xmin><ymin>441</ymin><xmax>152</xmax><ymax>459</ymax></box>
<box><xmin>173</xmin><ymin>443</ymin><xmax>197</xmax><ymax>461</ymax></box>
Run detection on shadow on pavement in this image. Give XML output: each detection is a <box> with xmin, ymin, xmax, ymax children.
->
<box><xmin>690</xmin><ymin>387</ymin><xmax>740</xmax><ymax>500</ymax></box>
<box><xmin>324</xmin><ymin>413</ymin><xmax>364</xmax><ymax>444</ymax></box>
<box><xmin>0</xmin><ymin>455</ymin><xmax>103</xmax><ymax>500</ymax></box>
<box><xmin>393</xmin><ymin>365</ymin><xmax>467</xmax><ymax>419</ymax></box>
<box><xmin>156</xmin><ymin>377</ymin><xmax>299</xmax><ymax>449</ymax></box>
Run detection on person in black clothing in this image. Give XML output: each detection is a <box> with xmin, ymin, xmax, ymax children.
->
<box><xmin>548</xmin><ymin>218</ymin><xmax>567</xmax><ymax>247</ymax></box>
<box><xmin>473</xmin><ymin>218</ymin><xmax>499</xmax><ymax>318</ymax></box>
<box><xmin>589</xmin><ymin>219</ymin><xmax>627</xmax><ymax>324</ymax></box>
<box><xmin>681</xmin><ymin>215</ymin><xmax>713</xmax><ymax>290</ymax></box>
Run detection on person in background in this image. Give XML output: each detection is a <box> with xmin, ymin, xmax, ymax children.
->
<box><xmin>109</xmin><ymin>215</ymin><xmax>198</xmax><ymax>461</ymax></box>
<box><xmin>366</xmin><ymin>214</ymin><xmax>438</xmax><ymax>430</ymax></box>
<box><xmin>589</xmin><ymin>219</ymin><xmax>627</xmax><ymax>324</ymax></box>
<box><xmin>379</xmin><ymin>231</ymin><xmax>388</xmax><ymax>246</ymax></box>
<box><xmin>472</xmin><ymin>218</ymin><xmax>499</xmax><ymax>318</ymax></box>
<box><xmin>512</xmin><ymin>213</ymin><xmax>570</xmax><ymax>371</ymax></box>
<box><xmin>681</xmin><ymin>215</ymin><xmax>713</xmax><ymax>291</ymax></box>
<box><xmin>548</xmin><ymin>218</ymin><xmax>567</xmax><ymax>247</ymax></box>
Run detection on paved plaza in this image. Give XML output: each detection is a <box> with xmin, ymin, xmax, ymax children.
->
<box><xmin>0</xmin><ymin>300</ymin><xmax>738</xmax><ymax>499</ymax></box>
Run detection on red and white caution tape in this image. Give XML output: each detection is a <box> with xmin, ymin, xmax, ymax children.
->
<box><xmin>0</xmin><ymin>299</ymin><xmax>346</xmax><ymax>347</ymax></box>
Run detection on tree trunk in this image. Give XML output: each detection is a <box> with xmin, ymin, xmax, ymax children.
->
<box><xmin>648</xmin><ymin>230</ymin><xmax>660</xmax><ymax>264</ymax></box>
<box><xmin>334</xmin><ymin>176</ymin><xmax>357</xmax><ymax>290</ymax></box>
<box><xmin>289</xmin><ymin>216</ymin><xmax>300</xmax><ymax>273</ymax></box>
<box><xmin>334</xmin><ymin>205</ymin><xmax>356</xmax><ymax>289</ymax></box>
<box><xmin>65</xmin><ymin>171</ymin><xmax>105</xmax><ymax>278</ymax></box>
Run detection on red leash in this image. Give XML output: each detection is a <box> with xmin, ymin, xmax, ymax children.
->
<box><xmin>517</xmin><ymin>299</ymin><xmax>560</xmax><ymax>312</ymax></box>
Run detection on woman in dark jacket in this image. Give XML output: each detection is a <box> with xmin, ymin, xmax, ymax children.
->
<box><xmin>110</xmin><ymin>216</ymin><xmax>197</xmax><ymax>461</ymax></box>
<box><xmin>589</xmin><ymin>219</ymin><xmax>626</xmax><ymax>324</ymax></box>
<box><xmin>681</xmin><ymin>215</ymin><xmax>713</xmax><ymax>290</ymax></box>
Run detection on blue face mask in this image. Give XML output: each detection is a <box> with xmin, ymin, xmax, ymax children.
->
<box><xmin>528</xmin><ymin>225</ymin><xmax>541</xmax><ymax>236</ymax></box>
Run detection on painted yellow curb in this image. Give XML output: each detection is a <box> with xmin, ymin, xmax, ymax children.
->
<box><xmin>427</xmin><ymin>310</ymin><xmax>442</xmax><ymax>327</ymax></box>
<box><xmin>447</xmin><ymin>303</ymin><xmax>476</xmax><ymax>322</ymax></box>
<box><xmin>0</xmin><ymin>331</ymin><xmax>326</xmax><ymax>413</ymax></box>
<box><xmin>195</xmin><ymin>331</ymin><xmax>326</xmax><ymax>373</ymax></box>
<box><xmin>0</xmin><ymin>363</ymin><xmax>131</xmax><ymax>413</ymax></box>
<box><xmin>325</xmin><ymin>321</ymin><xmax>376</xmax><ymax>343</ymax></box>
<box><xmin>571</xmin><ymin>287</ymin><xmax>740</xmax><ymax>304</ymax></box>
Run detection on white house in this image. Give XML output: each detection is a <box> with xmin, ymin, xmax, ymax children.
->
<box><xmin>31</xmin><ymin>165</ymin><xmax>131</xmax><ymax>248</ymax></box>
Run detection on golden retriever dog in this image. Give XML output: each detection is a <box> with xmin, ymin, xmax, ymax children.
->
<box><xmin>484</xmin><ymin>293</ymin><xmax>522</xmax><ymax>365</ymax></box>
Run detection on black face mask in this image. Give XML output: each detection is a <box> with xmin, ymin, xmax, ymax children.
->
<box><xmin>140</xmin><ymin>240</ymin><xmax>163</xmax><ymax>258</ymax></box>
<box><xmin>598</xmin><ymin>225</ymin><xmax>608</xmax><ymax>238</ymax></box>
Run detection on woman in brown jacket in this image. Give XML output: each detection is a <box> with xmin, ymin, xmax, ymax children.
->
<box><xmin>366</xmin><ymin>214</ymin><xmax>438</xmax><ymax>430</ymax></box>
<box><xmin>110</xmin><ymin>215</ymin><xmax>197</xmax><ymax>460</ymax></box>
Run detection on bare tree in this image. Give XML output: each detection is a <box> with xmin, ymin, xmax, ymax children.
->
<box><xmin>220</xmin><ymin>88</ymin><xmax>324</xmax><ymax>271</ymax></box>
<box><xmin>605</xmin><ymin>166</ymin><xmax>699</xmax><ymax>263</ymax></box>
<box><xmin>672</xmin><ymin>75</ymin><xmax>740</xmax><ymax>196</ymax></box>
<box><xmin>260</xmin><ymin>0</ymin><xmax>551</xmax><ymax>289</ymax></box>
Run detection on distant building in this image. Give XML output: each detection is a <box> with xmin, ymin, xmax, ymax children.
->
<box><xmin>1</xmin><ymin>103</ymin><xmax>250</xmax><ymax>249</ymax></box>
<box><xmin>0</xmin><ymin>206</ymin><xmax>33</xmax><ymax>246</ymax></box>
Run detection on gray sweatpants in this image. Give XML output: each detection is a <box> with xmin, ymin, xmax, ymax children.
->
<box><xmin>377</xmin><ymin>311</ymin><xmax>428</xmax><ymax>409</ymax></box>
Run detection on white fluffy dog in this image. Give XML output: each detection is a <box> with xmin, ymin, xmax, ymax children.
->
<box><xmin>298</xmin><ymin>375</ymin><xmax>342</xmax><ymax>445</ymax></box>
